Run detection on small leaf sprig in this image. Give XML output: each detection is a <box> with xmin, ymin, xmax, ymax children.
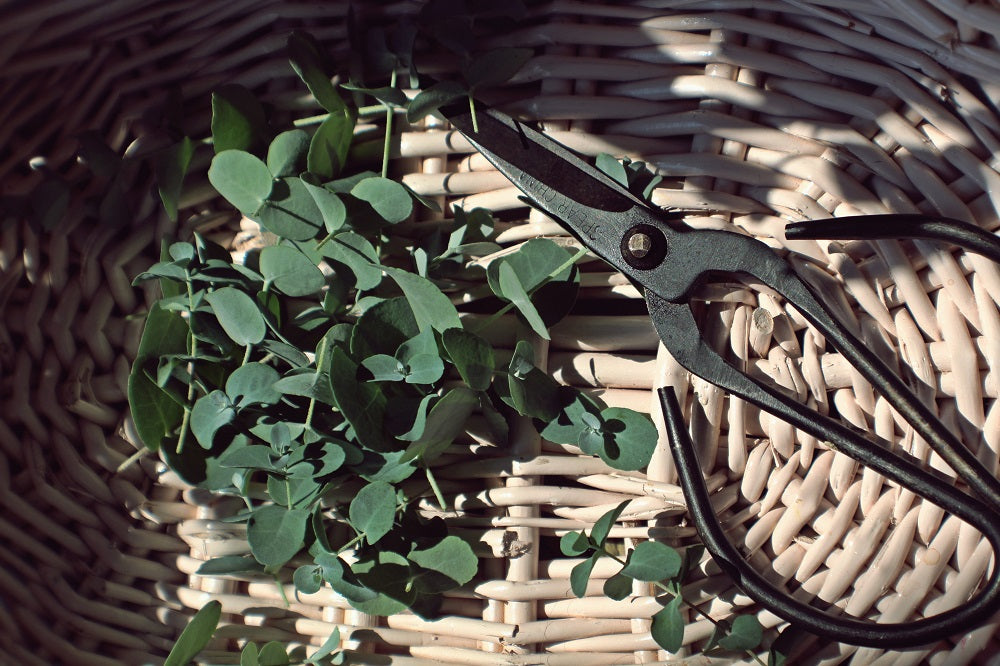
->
<box><xmin>562</xmin><ymin>502</ymin><xmax>766</xmax><ymax>661</ymax></box>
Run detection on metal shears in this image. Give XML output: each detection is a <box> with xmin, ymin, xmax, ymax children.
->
<box><xmin>440</xmin><ymin>101</ymin><xmax>1000</xmax><ymax>648</ymax></box>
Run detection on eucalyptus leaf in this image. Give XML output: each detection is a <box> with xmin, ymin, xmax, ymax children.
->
<box><xmin>288</xmin><ymin>31</ymin><xmax>348</xmax><ymax>114</ymax></box>
<box><xmin>591</xmin><ymin>500</ymin><xmax>630</xmax><ymax>546</ymax></box>
<box><xmin>320</xmin><ymin>232</ymin><xmax>382</xmax><ymax>290</ymax></box>
<box><xmin>260</xmin><ymin>245</ymin><xmax>325</xmax><ymax>296</ymax></box>
<box><xmin>351</xmin><ymin>176</ymin><xmax>413</xmax><ymax>223</ymax></box>
<box><xmin>218</xmin><ymin>444</ymin><xmax>276</xmax><ymax>470</ymax></box>
<box><xmin>328</xmin><ymin>346</ymin><xmax>386</xmax><ymax>449</ymax></box>
<box><xmin>350</xmin><ymin>297</ymin><xmax>417</xmax><ymax>360</ymax></box>
<box><xmin>487</xmin><ymin>238</ymin><xmax>579</xmax><ymax>331</ymax></box>
<box><xmin>463</xmin><ymin>47</ymin><xmax>533</xmax><ymax>89</ymax></box>
<box><xmin>349</xmin><ymin>480</ymin><xmax>396</xmax><ymax>544</ymax></box>
<box><xmin>258</xmin><ymin>642</ymin><xmax>290</xmax><ymax>666</ymax></box>
<box><xmin>155</xmin><ymin>137</ymin><xmax>194</xmax><ymax>221</ymax></box>
<box><xmin>570</xmin><ymin>552</ymin><xmax>598</xmax><ymax>598</ymax></box>
<box><xmin>257</xmin><ymin>176</ymin><xmax>325</xmax><ymax>241</ymax></box>
<box><xmin>190</xmin><ymin>390</ymin><xmax>236</xmax><ymax>448</ymax></box>
<box><xmin>409</xmin><ymin>535</ymin><xmax>477</xmax><ymax>585</ymax></box>
<box><xmin>497</xmin><ymin>261</ymin><xmax>549</xmax><ymax>339</ymax></box>
<box><xmin>603</xmin><ymin>572</ymin><xmax>632</xmax><ymax>601</ymax></box>
<box><xmin>597</xmin><ymin>407</ymin><xmax>656</xmax><ymax>472</ymax></box>
<box><xmin>341</xmin><ymin>83</ymin><xmax>408</xmax><ymax>107</ymax></box>
<box><xmin>651</xmin><ymin>596</ymin><xmax>685</xmax><ymax>653</ymax></box>
<box><xmin>310</xmin><ymin>626</ymin><xmax>342</xmax><ymax>663</ymax></box>
<box><xmin>212</xmin><ymin>84</ymin><xmax>266</xmax><ymax>153</ymax></box>
<box><xmin>381</xmin><ymin>266</ymin><xmax>461</xmax><ymax>333</ymax></box>
<box><xmin>308</xmin><ymin>112</ymin><xmax>355</xmax><ymax>179</ymax></box>
<box><xmin>560</xmin><ymin>531</ymin><xmax>590</xmax><ymax>557</ymax></box>
<box><xmin>273</xmin><ymin>368</ymin><xmax>334</xmax><ymax>405</ymax></box>
<box><xmin>248</xmin><ymin>504</ymin><xmax>309</xmax><ymax>567</ymax></box>
<box><xmin>208</xmin><ymin>150</ymin><xmax>273</xmax><ymax>217</ymax></box>
<box><xmin>596</xmin><ymin>153</ymin><xmax>628</xmax><ymax>187</ymax></box>
<box><xmin>442</xmin><ymin>328</ymin><xmax>494</xmax><ymax>391</ymax></box>
<box><xmin>406</xmin><ymin>80</ymin><xmax>466</xmax><ymax>123</ymax></box>
<box><xmin>267</xmin><ymin>130</ymin><xmax>310</xmax><ymax>178</ymax></box>
<box><xmin>620</xmin><ymin>541</ymin><xmax>682</xmax><ymax>582</ymax></box>
<box><xmin>163</xmin><ymin>600</ymin><xmax>222</xmax><ymax>666</ymax></box>
<box><xmin>301</xmin><ymin>179</ymin><xmax>347</xmax><ymax>233</ymax></box>
<box><xmin>403</xmin><ymin>353</ymin><xmax>444</xmax><ymax>385</ymax></box>
<box><xmin>226</xmin><ymin>362</ymin><xmax>282</xmax><ymax>407</ymax></box>
<box><xmin>205</xmin><ymin>287</ymin><xmax>266</xmax><ymax>345</ymax></box>
<box><xmin>717</xmin><ymin>615</ymin><xmax>763</xmax><ymax>651</ymax></box>
<box><xmin>362</xmin><ymin>354</ymin><xmax>406</xmax><ymax>382</ymax></box>
<box><xmin>402</xmin><ymin>386</ymin><xmax>476</xmax><ymax>462</ymax></box>
<box><xmin>196</xmin><ymin>555</ymin><xmax>267</xmax><ymax>576</ymax></box>
<box><xmin>127</xmin><ymin>303</ymin><xmax>187</xmax><ymax>451</ymax></box>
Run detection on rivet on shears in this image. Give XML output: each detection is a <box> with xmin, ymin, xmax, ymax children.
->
<box><xmin>621</xmin><ymin>224</ymin><xmax>667</xmax><ymax>270</ymax></box>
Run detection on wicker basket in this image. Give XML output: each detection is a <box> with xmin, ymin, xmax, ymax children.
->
<box><xmin>3</xmin><ymin>1</ymin><xmax>1000</xmax><ymax>664</ymax></box>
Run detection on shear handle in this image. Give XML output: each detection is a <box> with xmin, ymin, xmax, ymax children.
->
<box><xmin>658</xmin><ymin>228</ymin><xmax>1000</xmax><ymax>510</ymax></box>
<box><xmin>657</xmin><ymin>383</ymin><xmax>1000</xmax><ymax>648</ymax></box>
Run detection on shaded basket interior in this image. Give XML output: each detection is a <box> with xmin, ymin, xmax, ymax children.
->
<box><xmin>2</xmin><ymin>1</ymin><xmax>1000</xmax><ymax>664</ymax></box>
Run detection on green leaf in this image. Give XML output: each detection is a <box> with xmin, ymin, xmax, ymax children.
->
<box><xmin>463</xmin><ymin>48</ymin><xmax>533</xmax><ymax>89</ymax></box>
<box><xmin>248</xmin><ymin>505</ymin><xmax>309</xmax><ymax>567</ymax></box>
<box><xmin>273</xmin><ymin>369</ymin><xmax>334</xmax><ymax>405</ymax></box>
<box><xmin>717</xmin><ymin>615</ymin><xmax>764</xmax><ymax>651</ymax></box>
<box><xmin>287</xmin><ymin>31</ymin><xmax>348</xmax><ymax>114</ymax></box>
<box><xmin>267</xmin><ymin>129</ymin><xmax>310</xmax><ymax>178</ymax></box>
<box><xmin>294</xmin><ymin>565</ymin><xmax>324</xmax><ymax>595</ymax></box>
<box><xmin>155</xmin><ymin>137</ymin><xmax>195</xmax><ymax>221</ymax></box>
<box><xmin>351</xmin><ymin>176</ymin><xmax>413</xmax><ymax>224</ymax></box>
<box><xmin>505</xmin><ymin>342</ymin><xmax>562</xmax><ymax>421</ymax></box>
<box><xmin>382</xmin><ymin>267</ymin><xmax>461</xmax><ymax>333</ymax></box>
<box><xmin>539</xmin><ymin>389</ymin><xmax>601</xmax><ymax>446</ymax></box>
<box><xmin>591</xmin><ymin>500</ymin><xmax>630</xmax><ymax>546</ymax></box>
<box><xmin>319</xmin><ymin>232</ymin><xmax>382</xmax><ymax>290</ymax></box>
<box><xmin>596</xmin><ymin>153</ymin><xmax>629</xmax><ymax>187</ymax></box>
<box><xmin>597</xmin><ymin>407</ymin><xmax>656</xmax><ymax>472</ymax></box>
<box><xmin>497</xmin><ymin>261</ymin><xmax>549</xmax><ymax>339</ymax></box>
<box><xmin>190</xmin><ymin>390</ymin><xmax>235</xmax><ymax>448</ymax></box>
<box><xmin>164</xmin><ymin>600</ymin><xmax>222</xmax><ymax>666</ymax></box>
<box><xmin>393</xmin><ymin>394</ymin><xmax>435</xmax><ymax>442</ymax></box>
<box><xmin>218</xmin><ymin>445</ymin><xmax>276</xmax><ymax>470</ymax></box>
<box><xmin>260</xmin><ymin>245</ymin><xmax>325</xmax><ymax>297</ymax></box>
<box><xmin>127</xmin><ymin>303</ymin><xmax>188</xmax><ymax>451</ymax></box>
<box><xmin>301</xmin><ymin>179</ymin><xmax>347</xmax><ymax>233</ymax></box>
<box><xmin>651</xmin><ymin>596</ymin><xmax>685</xmax><ymax>653</ymax></box>
<box><xmin>620</xmin><ymin>541</ymin><xmax>682</xmax><ymax>582</ymax></box>
<box><xmin>256</xmin><ymin>176</ymin><xmax>325</xmax><ymax>241</ymax></box>
<box><xmin>560</xmin><ymin>531</ymin><xmax>590</xmax><ymax>557</ymax></box>
<box><xmin>407</xmin><ymin>80</ymin><xmax>467</xmax><ymax>123</ymax></box>
<box><xmin>212</xmin><ymin>84</ymin><xmax>266</xmax><ymax>153</ymax></box>
<box><xmin>226</xmin><ymin>362</ymin><xmax>282</xmax><ymax>407</ymax></box>
<box><xmin>318</xmin><ymin>553</ymin><xmax>378</xmax><ymax>604</ymax></box>
<box><xmin>205</xmin><ymin>287</ymin><xmax>266</xmax><ymax>345</ymax></box>
<box><xmin>402</xmin><ymin>386</ymin><xmax>476</xmax><ymax>462</ymax></box>
<box><xmin>328</xmin><ymin>346</ymin><xmax>386</xmax><ymax>449</ymax></box>
<box><xmin>341</xmin><ymin>83</ymin><xmax>408</xmax><ymax>107</ymax></box>
<box><xmin>603</xmin><ymin>572</ymin><xmax>632</xmax><ymax>601</ymax></box>
<box><xmin>268</xmin><ymin>474</ymin><xmax>321</xmax><ymax>508</ymax></box>
<box><xmin>409</xmin><ymin>535</ymin><xmax>478</xmax><ymax>585</ymax></box>
<box><xmin>196</xmin><ymin>555</ymin><xmax>266</xmax><ymax>576</ymax></box>
<box><xmin>310</xmin><ymin>626</ymin><xmax>342</xmax><ymax>663</ymax></box>
<box><xmin>350</xmin><ymin>297</ymin><xmax>417</xmax><ymax>359</ymax></box>
<box><xmin>258</xmin><ymin>641</ymin><xmax>290</xmax><ymax>666</ymax></box>
<box><xmin>349</xmin><ymin>480</ymin><xmax>396</xmax><ymax>545</ymax></box>
<box><xmin>308</xmin><ymin>112</ymin><xmax>355</xmax><ymax>179</ymax></box>
<box><xmin>442</xmin><ymin>328</ymin><xmax>494</xmax><ymax>391</ymax></box>
<box><xmin>362</xmin><ymin>354</ymin><xmax>406</xmax><ymax>382</ymax></box>
<box><xmin>570</xmin><ymin>553</ymin><xmax>598</xmax><ymax>598</ymax></box>
<box><xmin>403</xmin><ymin>353</ymin><xmax>444</xmax><ymax>385</ymax></box>
<box><xmin>487</xmin><ymin>238</ymin><xmax>579</xmax><ymax>331</ymax></box>
<box><xmin>242</xmin><ymin>643</ymin><xmax>260</xmax><ymax>666</ymax></box>
<box><xmin>208</xmin><ymin>150</ymin><xmax>273</xmax><ymax>217</ymax></box>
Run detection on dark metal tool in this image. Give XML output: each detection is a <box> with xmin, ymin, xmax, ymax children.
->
<box><xmin>440</xmin><ymin>101</ymin><xmax>1000</xmax><ymax>648</ymax></box>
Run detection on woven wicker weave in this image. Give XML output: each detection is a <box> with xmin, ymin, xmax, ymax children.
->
<box><xmin>3</xmin><ymin>1</ymin><xmax>1000</xmax><ymax>664</ymax></box>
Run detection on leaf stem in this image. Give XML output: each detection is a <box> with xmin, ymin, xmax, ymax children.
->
<box><xmin>425</xmin><ymin>466</ymin><xmax>447</xmax><ymax>512</ymax></box>
<box><xmin>115</xmin><ymin>447</ymin><xmax>146</xmax><ymax>474</ymax></box>
<box><xmin>381</xmin><ymin>70</ymin><xmax>397</xmax><ymax>179</ymax></box>
<box><xmin>177</xmin><ymin>268</ymin><xmax>199</xmax><ymax>455</ymax></box>
<box><xmin>468</xmin><ymin>94</ymin><xmax>479</xmax><ymax>133</ymax></box>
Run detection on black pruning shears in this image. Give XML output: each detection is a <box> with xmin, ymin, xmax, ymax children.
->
<box><xmin>440</xmin><ymin>101</ymin><xmax>1000</xmax><ymax>648</ymax></box>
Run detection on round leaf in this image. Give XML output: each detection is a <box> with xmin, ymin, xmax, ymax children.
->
<box><xmin>362</xmin><ymin>354</ymin><xmax>406</xmax><ymax>382</ymax></box>
<box><xmin>409</xmin><ymin>535</ymin><xmax>478</xmax><ymax>585</ymax></box>
<box><xmin>560</xmin><ymin>531</ymin><xmax>590</xmax><ymax>557</ymax></box>
<box><xmin>717</xmin><ymin>615</ymin><xmax>764</xmax><ymax>651</ymax></box>
<box><xmin>301</xmin><ymin>179</ymin><xmax>347</xmax><ymax>232</ymax></box>
<box><xmin>256</xmin><ymin>176</ymin><xmax>325</xmax><ymax>241</ymax></box>
<box><xmin>208</xmin><ymin>150</ymin><xmax>273</xmax><ymax>216</ymax></box>
<box><xmin>211</xmin><ymin>84</ymin><xmax>266</xmax><ymax>153</ymax></box>
<box><xmin>293</xmin><ymin>565</ymin><xmax>323</xmax><ymax>595</ymax></box>
<box><xmin>598</xmin><ymin>407</ymin><xmax>657</xmax><ymax>471</ymax></box>
<box><xmin>603</xmin><ymin>572</ymin><xmax>632</xmax><ymax>601</ymax></box>
<box><xmin>349</xmin><ymin>480</ymin><xmax>397</xmax><ymax>545</ymax></box>
<box><xmin>226</xmin><ymin>362</ymin><xmax>282</xmax><ymax>407</ymax></box>
<box><xmin>381</xmin><ymin>267</ymin><xmax>461</xmax><ymax>333</ymax></box>
<box><xmin>620</xmin><ymin>541</ymin><xmax>682</xmax><ymax>582</ymax></box>
<box><xmin>259</xmin><ymin>245</ymin><xmax>325</xmax><ymax>296</ymax></box>
<box><xmin>267</xmin><ymin>129</ymin><xmax>310</xmax><ymax>178</ymax></box>
<box><xmin>403</xmin><ymin>353</ymin><xmax>444</xmax><ymax>385</ymax></box>
<box><xmin>190</xmin><ymin>390</ymin><xmax>235</xmax><ymax>449</ymax></box>
<box><xmin>320</xmin><ymin>232</ymin><xmax>382</xmax><ymax>290</ymax></box>
<box><xmin>651</xmin><ymin>596</ymin><xmax>685</xmax><ymax>653</ymax></box>
<box><xmin>205</xmin><ymin>286</ymin><xmax>266</xmax><ymax>345</ymax></box>
<box><xmin>248</xmin><ymin>505</ymin><xmax>309</xmax><ymax>567</ymax></box>
<box><xmin>351</xmin><ymin>176</ymin><xmax>413</xmax><ymax>223</ymax></box>
<box><xmin>570</xmin><ymin>553</ymin><xmax>598</xmax><ymax>598</ymax></box>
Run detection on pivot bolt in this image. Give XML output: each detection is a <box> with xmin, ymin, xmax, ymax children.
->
<box><xmin>621</xmin><ymin>224</ymin><xmax>668</xmax><ymax>270</ymax></box>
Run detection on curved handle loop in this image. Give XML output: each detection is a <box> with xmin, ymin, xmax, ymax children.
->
<box><xmin>657</xmin><ymin>385</ymin><xmax>1000</xmax><ymax>648</ymax></box>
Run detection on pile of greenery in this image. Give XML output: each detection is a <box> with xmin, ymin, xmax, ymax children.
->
<box><xmin>126</xmin><ymin>8</ymin><xmax>768</xmax><ymax>664</ymax></box>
